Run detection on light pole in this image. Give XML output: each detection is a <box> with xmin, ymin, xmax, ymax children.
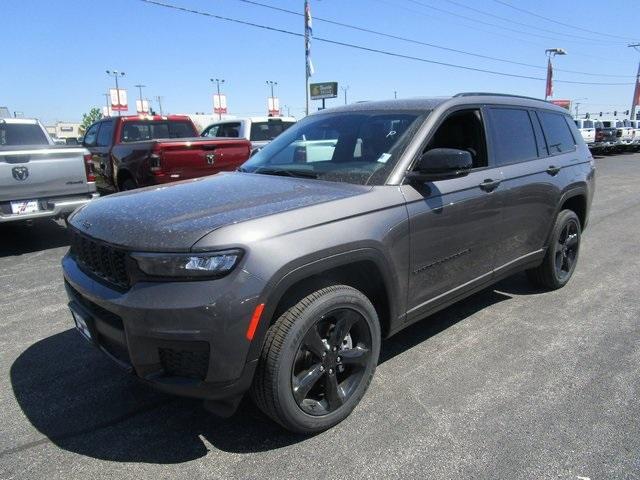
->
<box><xmin>266</xmin><ymin>80</ymin><xmax>278</xmax><ymax>115</ymax></box>
<box><xmin>106</xmin><ymin>70</ymin><xmax>125</xmax><ymax>116</ymax></box>
<box><xmin>629</xmin><ymin>43</ymin><xmax>640</xmax><ymax>121</ymax></box>
<box><xmin>573</xmin><ymin>97</ymin><xmax>587</xmax><ymax>119</ymax></box>
<box><xmin>103</xmin><ymin>93</ymin><xmax>110</xmax><ymax>117</ymax></box>
<box><xmin>210</xmin><ymin>78</ymin><xmax>225</xmax><ymax>120</ymax></box>
<box><xmin>544</xmin><ymin>48</ymin><xmax>566</xmax><ymax>101</ymax></box>
<box><xmin>155</xmin><ymin>96</ymin><xmax>164</xmax><ymax>116</ymax></box>
<box><xmin>134</xmin><ymin>84</ymin><xmax>146</xmax><ymax>113</ymax></box>
<box><xmin>394</xmin><ymin>90</ymin><xmax>398</xmax><ymax>99</ymax></box>
<box><xmin>341</xmin><ymin>85</ymin><xmax>350</xmax><ymax>105</ymax></box>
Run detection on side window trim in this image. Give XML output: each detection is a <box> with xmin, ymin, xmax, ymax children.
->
<box><xmin>529</xmin><ymin>109</ymin><xmax>549</xmax><ymax>159</ymax></box>
<box><xmin>485</xmin><ymin>105</ymin><xmax>539</xmax><ymax>167</ymax></box>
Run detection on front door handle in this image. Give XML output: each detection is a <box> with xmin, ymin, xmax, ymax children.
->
<box><xmin>546</xmin><ymin>165</ymin><xmax>561</xmax><ymax>176</ymax></box>
<box><xmin>479</xmin><ymin>178</ymin><xmax>501</xmax><ymax>192</ymax></box>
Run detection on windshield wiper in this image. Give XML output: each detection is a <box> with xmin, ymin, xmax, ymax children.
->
<box><xmin>253</xmin><ymin>167</ymin><xmax>318</xmax><ymax>179</ymax></box>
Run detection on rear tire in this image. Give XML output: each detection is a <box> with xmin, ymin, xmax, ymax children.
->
<box><xmin>251</xmin><ymin>285</ymin><xmax>381</xmax><ymax>434</ymax></box>
<box><xmin>527</xmin><ymin>209</ymin><xmax>581</xmax><ymax>290</ymax></box>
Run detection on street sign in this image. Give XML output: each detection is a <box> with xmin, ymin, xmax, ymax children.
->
<box><xmin>109</xmin><ymin>88</ymin><xmax>128</xmax><ymax>111</ymax></box>
<box><xmin>268</xmin><ymin>96</ymin><xmax>280</xmax><ymax>116</ymax></box>
<box><xmin>213</xmin><ymin>94</ymin><xmax>228</xmax><ymax>114</ymax></box>
<box><xmin>551</xmin><ymin>99</ymin><xmax>571</xmax><ymax>110</ymax></box>
<box><xmin>136</xmin><ymin>99</ymin><xmax>150</xmax><ymax>114</ymax></box>
<box><xmin>310</xmin><ymin>82</ymin><xmax>338</xmax><ymax>100</ymax></box>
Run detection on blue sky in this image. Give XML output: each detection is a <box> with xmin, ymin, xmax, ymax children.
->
<box><xmin>3</xmin><ymin>0</ymin><xmax>639</xmax><ymax>124</ymax></box>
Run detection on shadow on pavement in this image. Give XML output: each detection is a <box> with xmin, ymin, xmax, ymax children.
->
<box><xmin>0</xmin><ymin>219</ymin><xmax>70</xmax><ymax>257</ymax></box>
<box><xmin>9</xmin><ymin>284</ymin><xmax>519</xmax><ymax>464</ymax></box>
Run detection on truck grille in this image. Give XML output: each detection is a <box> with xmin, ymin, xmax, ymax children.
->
<box><xmin>69</xmin><ymin>230</ymin><xmax>130</xmax><ymax>289</ymax></box>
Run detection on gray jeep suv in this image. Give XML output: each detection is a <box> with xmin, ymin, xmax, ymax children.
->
<box><xmin>62</xmin><ymin>93</ymin><xmax>595</xmax><ymax>433</ymax></box>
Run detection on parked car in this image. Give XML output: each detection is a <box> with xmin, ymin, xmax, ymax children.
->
<box><xmin>624</xmin><ymin>120</ymin><xmax>640</xmax><ymax>151</ymax></box>
<box><xmin>600</xmin><ymin>120</ymin><xmax>634</xmax><ymax>152</ymax></box>
<box><xmin>0</xmin><ymin>118</ymin><xmax>98</xmax><ymax>224</ymax></box>
<box><xmin>62</xmin><ymin>94</ymin><xmax>594</xmax><ymax>433</ymax></box>
<box><xmin>592</xmin><ymin>121</ymin><xmax>618</xmax><ymax>154</ymax></box>
<box><xmin>83</xmin><ymin>115</ymin><xmax>251</xmax><ymax>192</ymax></box>
<box><xmin>201</xmin><ymin>116</ymin><xmax>296</xmax><ymax>153</ymax></box>
<box><xmin>573</xmin><ymin>119</ymin><xmax>595</xmax><ymax>147</ymax></box>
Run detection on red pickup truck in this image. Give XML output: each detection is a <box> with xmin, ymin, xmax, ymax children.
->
<box><xmin>82</xmin><ymin>115</ymin><xmax>251</xmax><ymax>192</ymax></box>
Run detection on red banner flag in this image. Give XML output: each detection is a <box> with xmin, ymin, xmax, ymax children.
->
<box><xmin>634</xmin><ymin>75</ymin><xmax>640</xmax><ymax>106</ymax></box>
<box><xmin>545</xmin><ymin>58</ymin><xmax>553</xmax><ymax>99</ymax></box>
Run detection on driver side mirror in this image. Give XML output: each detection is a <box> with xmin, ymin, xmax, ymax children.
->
<box><xmin>407</xmin><ymin>148</ymin><xmax>473</xmax><ymax>181</ymax></box>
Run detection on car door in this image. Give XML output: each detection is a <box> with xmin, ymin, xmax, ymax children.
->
<box><xmin>92</xmin><ymin>120</ymin><xmax>115</xmax><ymax>191</ymax></box>
<box><xmin>486</xmin><ymin>107</ymin><xmax>564</xmax><ymax>273</ymax></box>
<box><xmin>401</xmin><ymin>107</ymin><xmax>505</xmax><ymax>321</ymax></box>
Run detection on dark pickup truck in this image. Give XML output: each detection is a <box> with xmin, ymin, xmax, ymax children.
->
<box><xmin>82</xmin><ymin>115</ymin><xmax>251</xmax><ymax>191</ymax></box>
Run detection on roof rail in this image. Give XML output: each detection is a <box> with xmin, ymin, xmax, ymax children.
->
<box><xmin>454</xmin><ymin>92</ymin><xmax>545</xmax><ymax>102</ymax></box>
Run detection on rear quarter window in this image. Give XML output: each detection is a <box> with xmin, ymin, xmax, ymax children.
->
<box><xmin>538</xmin><ymin>111</ymin><xmax>576</xmax><ymax>154</ymax></box>
<box><xmin>488</xmin><ymin>107</ymin><xmax>538</xmax><ymax>165</ymax></box>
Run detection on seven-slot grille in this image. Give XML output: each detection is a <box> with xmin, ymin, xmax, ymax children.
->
<box><xmin>70</xmin><ymin>229</ymin><xmax>130</xmax><ymax>289</ymax></box>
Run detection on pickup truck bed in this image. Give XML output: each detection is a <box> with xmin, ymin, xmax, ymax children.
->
<box><xmin>0</xmin><ymin>145</ymin><xmax>98</xmax><ymax>223</ymax></box>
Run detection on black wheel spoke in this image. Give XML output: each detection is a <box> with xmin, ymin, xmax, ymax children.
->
<box><xmin>339</xmin><ymin>346</ymin><xmax>370</xmax><ymax>367</ymax></box>
<box><xmin>329</xmin><ymin>310</ymin><xmax>359</xmax><ymax>349</ymax></box>
<box><xmin>303</xmin><ymin>326</ymin><xmax>327</xmax><ymax>359</ymax></box>
<box><xmin>324</xmin><ymin>374</ymin><xmax>344</xmax><ymax>410</ymax></box>
<box><xmin>293</xmin><ymin>364</ymin><xmax>324</xmax><ymax>404</ymax></box>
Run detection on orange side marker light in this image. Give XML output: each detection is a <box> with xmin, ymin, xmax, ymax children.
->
<box><xmin>246</xmin><ymin>303</ymin><xmax>265</xmax><ymax>341</ymax></box>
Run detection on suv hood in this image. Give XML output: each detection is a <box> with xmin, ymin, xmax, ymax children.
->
<box><xmin>69</xmin><ymin>172</ymin><xmax>370</xmax><ymax>251</ymax></box>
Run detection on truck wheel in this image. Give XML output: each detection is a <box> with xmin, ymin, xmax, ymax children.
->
<box><xmin>251</xmin><ymin>285</ymin><xmax>381</xmax><ymax>433</ymax></box>
<box><xmin>527</xmin><ymin>209</ymin><xmax>581</xmax><ymax>290</ymax></box>
<box><xmin>120</xmin><ymin>178</ymin><xmax>137</xmax><ymax>191</ymax></box>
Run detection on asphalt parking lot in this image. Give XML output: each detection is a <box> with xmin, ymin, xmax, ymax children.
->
<box><xmin>1</xmin><ymin>153</ymin><xmax>639</xmax><ymax>480</ymax></box>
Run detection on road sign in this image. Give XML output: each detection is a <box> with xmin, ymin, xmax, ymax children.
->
<box><xmin>310</xmin><ymin>82</ymin><xmax>338</xmax><ymax>100</ymax></box>
<box><xmin>268</xmin><ymin>96</ymin><xmax>280</xmax><ymax>116</ymax></box>
<box><xmin>109</xmin><ymin>88</ymin><xmax>128</xmax><ymax>111</ymax></box>
<box><xmin>214</xmin><ymin>94</ymin><xmax>228</xmax><ymax>114</ymax></box>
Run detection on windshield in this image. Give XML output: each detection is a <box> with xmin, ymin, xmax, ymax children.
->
<box><xmin>250</xmin><ymin>119</ymin><xmax>295</xmax><ymax>141</ymax></box>
<box><xmin>120</xmin><ymin>121</ymin><xmax>196</xmax><ymax>142</ymax></box>
<box><xmin>0</xmin><ymin>123</ymin><xmax>49</xmax><ymax>146</ymax></box>
<box><xmin>240</xmin><ymin>111</ymin><xmax>426</xmax><ymax>185</ymax></box>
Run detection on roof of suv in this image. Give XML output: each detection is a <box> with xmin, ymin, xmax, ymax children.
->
<box><xmin>311</xmin><ymin>93</ymin><xmax>570</xmax><ymax>116</ymax></box>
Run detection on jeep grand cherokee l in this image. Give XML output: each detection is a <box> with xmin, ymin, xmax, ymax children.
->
<box><xmin>62</xmin><ymin>93</ymin><xmax>595</xmax><ymax>433</ymax></box>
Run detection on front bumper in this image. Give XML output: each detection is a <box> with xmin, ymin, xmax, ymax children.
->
<box><xmin>62</xmin><ymin>253</ymin><xmax>266</xmax><ymax>402</ymax></box>
<box><xmin>0</xmin><ymin>192</ymin><xmax>99</xmax><ymax>223</ymax></box>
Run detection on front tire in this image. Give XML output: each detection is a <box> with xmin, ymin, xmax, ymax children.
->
<box><xmin>251</xmin><ymin>285</ymin><xmax>381</xmax><ymax>433</ymax></box>
<box><xmin>527</xmin><ymin>209</ymin><xmax>581</xmax><ymax>290</ymax></box>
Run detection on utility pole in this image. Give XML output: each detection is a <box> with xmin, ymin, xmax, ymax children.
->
<box><xmin>573</xmin><ymin>97</ymin><xmax>587</xmax><ymax>119</ymax></box>
<box><xmin>106</xmin><ymin>70</ymin><xmax>125</xmax><ymax>116</ymax></box>
<box><xmin>304</xmin><ymin>0</ymin><xmax>312</xmax><ymax>116</ymax></box>
<box><xmin>394</xmin><ymin>90</ymin><xmax>397</xmax><ymax>99</ymax></box>
<box><xmin>544</xmin><ymin>48</ymin><xmax>566</xmax><ymax>101</ymax></box>
<box><xmin>341</xmin><ymin>85</ymin><xmax>350</xmax><ymax>105</ymax></box>
<box><xmin>155</xmin><ymin>96</ymin><xmax>164</xmax><ymax>116</ymax></box>
<box><xmin>629</xmin><ymin>44</ymin><xmax>640</xmax><ymax>121</ymax></box>
<box><xmin>210</xmin><ymin>78</ymin><xmax>225</xmax><ymax>120</ymax></box>
<box><xmin>134</xmin><ymin>84</ymin><xmax>146</xmax><ymax>113</ymax></box>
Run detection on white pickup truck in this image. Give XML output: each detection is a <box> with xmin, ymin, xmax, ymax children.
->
<box><xmin>201</xmin><ymin>116</ymin><xmax>296</xmax><ymax>153</ymax></box>
<box><xmin>0</xmin><ymin>118</ymin><xmax>98</xmax><ymax>224</ymax></box>
<box><xmin>573</xmin><ymin>119</ymin><xmax>596</xmax><ymax>147</ymax></box>
<box><xmin>600</xmin><ymin>120</ymin><xmax>635</xmax><ymax>151</ymax></box>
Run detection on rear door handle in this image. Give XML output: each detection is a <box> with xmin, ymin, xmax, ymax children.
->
<box><xmin>546</xmin><ymin>165</ymin><xmax>561</xmax><ymax>176</ymax></box>
<box><xmin>479</xmin><ymin>178</ymin><xmax>501</xmax><ymax>192</ymax></box>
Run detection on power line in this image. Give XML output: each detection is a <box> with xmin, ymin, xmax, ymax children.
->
<box><xmin>440</xmin><ymin>0</ymin><xmax>626</xmax><ymax>44</ymax></box>
<box><xmin>404</xmin><ymin>0</ymin><xmax>609</xmax><ymax>46</ymax></box>
<box><xmin>138</xmin><ymin>0</ymin><xmax>634</xmax><ymax>86</ymax></box>
<box><xmin>234</xmin><ymin>0</ymin><xmax>632</xmax><ymax>78</ymax></box>
<box><xmin>371</xmin><ymin>0</ymin><xmax>627</xmax><ymax>65</ymax></box>
<box><xmin>491</xmin><ymin>0</ymin><xmax>639</xmax><ymax>42</ymax></box>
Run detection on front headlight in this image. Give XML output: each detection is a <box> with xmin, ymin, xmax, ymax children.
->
<box><xmin>131</xmin><ymin>249</ymin><xmax>242</xmax><ymax>279</ymax></box>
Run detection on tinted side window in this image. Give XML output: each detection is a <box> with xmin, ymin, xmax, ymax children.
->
<box><xmin>84</xmin><ymin>123</ymin><xmax>99</xmax><ymax>146</ymax></box>
<box><xmin>202</xmin><ymin>125</ymin><xmax>219</xmax><ymax>137</ymax></box>
<box><xmin>538</xmin><ymin>111</ymin><xmax>576</xmax><ymax>154</ymax></box>
<box><xmin>218</xmin><ymin>123</ymin><xmax>241</xmax><ymax>138</ymax></box>
<box><xmin>97</xmin><ymin>121</ymin><xmax>113</xmax><ymax>147</ymax></box>
<box><xmin>489</xmin><ymin>108</ymin><xmax>538</xmax><ymax>165</ymax></box>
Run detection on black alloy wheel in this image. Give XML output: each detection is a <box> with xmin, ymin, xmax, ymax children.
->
<box><xmin>292</xmin><ymin>308</ymin><xmax>372</xmax><ymax>416</ymax></box>
<box><xmin>554</xmin><ymin>219</ymin><xmax>580</xmax><ymax>282</ymax></box>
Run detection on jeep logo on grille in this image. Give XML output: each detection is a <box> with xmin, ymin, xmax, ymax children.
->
<box><xmin>12</xmin><ymin>166</ymin><xmax>29</xmax><ymax>181</ymax></box>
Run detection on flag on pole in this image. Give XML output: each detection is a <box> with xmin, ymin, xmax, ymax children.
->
<box><xmin>305</xmin><ymin>0</ymin><xmax>314</xmax><ymax>77</ymax></box>
<box><xmin>545</xmin><ymin>57</ymin><xmax>553</xmax><ymax>99</ymax></box>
